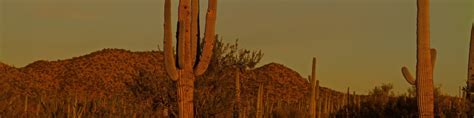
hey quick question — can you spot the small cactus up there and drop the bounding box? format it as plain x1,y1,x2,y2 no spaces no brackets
309,57,318,118
345,87,350,106
235,70,242,118
256,83,264,118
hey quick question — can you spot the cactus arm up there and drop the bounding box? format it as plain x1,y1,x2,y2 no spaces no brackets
176,0,189,69
183,0,193,70
190,0,199,66
401,66,416,85
184,27,192,70
164,0,178,81
430,48,436,69
194,0,217,76
400,49,435,86
177,27,186,69
177,21,186,69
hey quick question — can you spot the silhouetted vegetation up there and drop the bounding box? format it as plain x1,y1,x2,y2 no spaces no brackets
333,84,470,118
0,40,471,117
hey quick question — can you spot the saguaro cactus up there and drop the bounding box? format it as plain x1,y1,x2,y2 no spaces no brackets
467,23,474,116
235,70,242,118
256,83,264,118
163,0,217,117
309,57,318,118
400,0,435,117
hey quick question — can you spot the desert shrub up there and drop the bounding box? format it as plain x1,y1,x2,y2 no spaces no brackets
207,37,264,71
195,37,265,117
334,84,470,118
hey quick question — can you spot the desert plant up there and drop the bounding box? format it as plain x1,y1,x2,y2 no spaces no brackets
256,83,264,118
309,57,318,118
209,38,264,71
468,24,474,99
162,0,217,117
194,38,265,117
465,24,474,99
399,0,435,117
466,23,474,117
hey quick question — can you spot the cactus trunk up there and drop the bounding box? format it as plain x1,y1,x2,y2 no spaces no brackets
177,75,195,118
416,0,434,117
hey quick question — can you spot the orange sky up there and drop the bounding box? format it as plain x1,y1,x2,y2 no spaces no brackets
0,0,473,95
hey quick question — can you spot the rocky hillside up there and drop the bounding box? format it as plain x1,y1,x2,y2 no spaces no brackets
0,49,343,116
1,49,166,99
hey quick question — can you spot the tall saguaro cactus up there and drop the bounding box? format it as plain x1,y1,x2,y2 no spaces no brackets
467,24,474,102
309,57,318,118
400,0,435,117
163,0,217,117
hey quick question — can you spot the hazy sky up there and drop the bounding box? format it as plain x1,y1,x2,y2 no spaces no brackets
0,0,473,95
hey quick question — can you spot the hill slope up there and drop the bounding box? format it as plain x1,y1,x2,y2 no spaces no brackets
0,48,342,116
